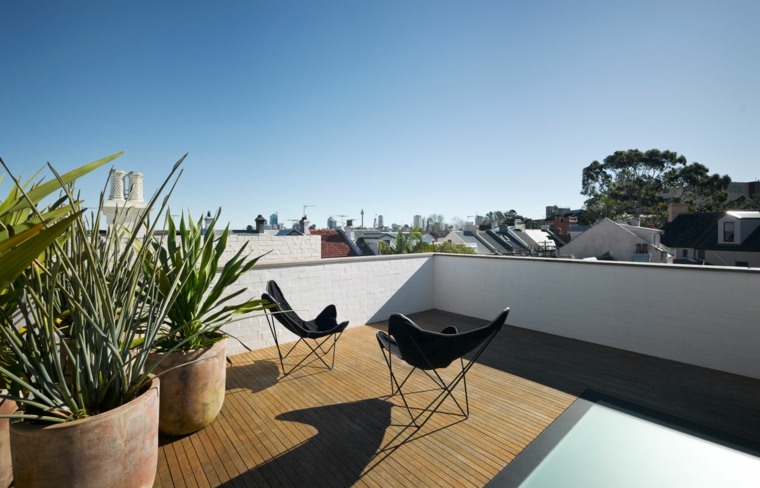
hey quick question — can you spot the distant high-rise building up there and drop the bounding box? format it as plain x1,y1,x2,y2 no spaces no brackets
413,214,423,229
546,205,570,219
727,181,760,201
327,216,337,229
269,212,278,227
377,215,384,228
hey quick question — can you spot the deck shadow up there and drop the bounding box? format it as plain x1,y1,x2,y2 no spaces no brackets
225,358,280,393
220,398,394,487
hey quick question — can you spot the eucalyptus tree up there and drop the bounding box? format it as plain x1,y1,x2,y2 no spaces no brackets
581,149,730,227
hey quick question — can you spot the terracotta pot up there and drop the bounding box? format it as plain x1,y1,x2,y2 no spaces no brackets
10,376,160,488
0,397,15,488
149,338,227,436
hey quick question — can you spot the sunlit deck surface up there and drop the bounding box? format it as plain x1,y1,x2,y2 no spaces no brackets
155,310,760,487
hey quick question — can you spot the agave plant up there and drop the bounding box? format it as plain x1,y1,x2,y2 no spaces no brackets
147,209,268,353
0,153,122,297
0,153,124,394
0,155,189,423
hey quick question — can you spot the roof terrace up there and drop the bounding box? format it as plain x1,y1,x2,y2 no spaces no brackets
156,254,760,486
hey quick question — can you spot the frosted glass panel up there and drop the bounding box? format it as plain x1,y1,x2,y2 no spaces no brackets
519,403,760,488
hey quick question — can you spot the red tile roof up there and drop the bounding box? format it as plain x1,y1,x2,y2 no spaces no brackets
310,229,357,258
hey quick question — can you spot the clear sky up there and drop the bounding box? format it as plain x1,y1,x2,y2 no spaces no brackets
2,1,758,229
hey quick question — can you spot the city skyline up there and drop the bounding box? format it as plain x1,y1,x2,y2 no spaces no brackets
2,2,758,229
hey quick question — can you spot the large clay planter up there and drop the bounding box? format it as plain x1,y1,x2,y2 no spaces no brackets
149,338,226,437
0,398,15,488
9,376,160,488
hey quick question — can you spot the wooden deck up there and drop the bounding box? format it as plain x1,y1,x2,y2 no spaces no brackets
155,310,760,487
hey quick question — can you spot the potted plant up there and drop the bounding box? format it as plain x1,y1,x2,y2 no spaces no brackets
145,209,267,436
0,154,188,487
0,153,123,487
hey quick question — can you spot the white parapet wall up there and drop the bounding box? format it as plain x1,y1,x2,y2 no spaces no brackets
221,254,434,355
433,254,760,380
219,252,760,379
222,234,321,264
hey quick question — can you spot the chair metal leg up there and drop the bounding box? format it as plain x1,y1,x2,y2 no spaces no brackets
402,360,472,430
265,310,343,376
265,310,286,372
386,350,481,429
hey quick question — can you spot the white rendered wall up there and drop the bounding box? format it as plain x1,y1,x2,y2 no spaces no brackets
433,254,760,379
221,254,434,354
219,251,760,379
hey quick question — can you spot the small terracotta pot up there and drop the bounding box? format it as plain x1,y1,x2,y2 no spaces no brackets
149,338,227,436
10,376,160,488
0,397,16,487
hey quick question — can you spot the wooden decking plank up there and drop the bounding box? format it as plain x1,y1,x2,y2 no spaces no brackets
198,420,239,483
155,312,760,487
205,406,255,481
176,437,206,488
161,440,192,487
216,393,295,486
262,369,375,487
155,449,174,487
188,427,224,487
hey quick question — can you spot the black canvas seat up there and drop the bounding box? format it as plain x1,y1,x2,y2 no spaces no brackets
376,308,509,429
262,280,349,376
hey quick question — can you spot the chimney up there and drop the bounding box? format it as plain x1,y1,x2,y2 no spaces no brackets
299,216,310,234
108,169,127,202
668,203,689,222
203,211,214,234
255,214,267,233
104,169,147,234
126,171,144,202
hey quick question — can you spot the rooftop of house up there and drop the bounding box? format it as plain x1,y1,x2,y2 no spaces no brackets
309,229,358,258
663,211,760,252
481,229,514,254
727,211,760,219
459,230,496,254
661,212,724,248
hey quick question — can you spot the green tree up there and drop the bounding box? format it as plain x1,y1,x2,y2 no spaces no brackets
731,194,760,210
581,149,730,227
435,241,476,254
665,162,731,212
377,231,476,255
378,228,425,254
480,210,536,230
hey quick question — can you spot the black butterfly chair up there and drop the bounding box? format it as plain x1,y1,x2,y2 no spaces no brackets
262,280,349,376
376,308,509,429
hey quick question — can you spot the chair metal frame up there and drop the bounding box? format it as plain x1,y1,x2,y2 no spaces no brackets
262,280,349,376
377,309,509,429
264,309,344,375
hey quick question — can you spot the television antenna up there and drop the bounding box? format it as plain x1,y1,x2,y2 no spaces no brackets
303,204,315,217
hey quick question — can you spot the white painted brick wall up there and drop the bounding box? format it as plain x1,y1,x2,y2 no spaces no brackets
221,234,321,265
218,252,760,379
221,254,434,355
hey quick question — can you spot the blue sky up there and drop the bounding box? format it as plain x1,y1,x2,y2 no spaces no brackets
2,1,758,229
